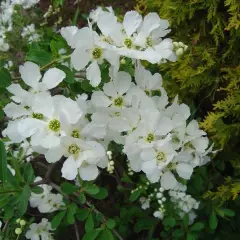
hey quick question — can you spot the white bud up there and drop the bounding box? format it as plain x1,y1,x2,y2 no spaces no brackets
176,48,184,56
109,161,114,166
159,187,164,192
162,197,166,202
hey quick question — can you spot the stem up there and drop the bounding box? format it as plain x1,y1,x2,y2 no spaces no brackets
74,222,80,240
40,55,71,71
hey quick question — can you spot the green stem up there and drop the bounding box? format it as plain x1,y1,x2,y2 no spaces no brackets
40,55,71,71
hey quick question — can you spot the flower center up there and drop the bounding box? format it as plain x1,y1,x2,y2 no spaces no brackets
71,129,80,138
124,38,133,48
146,36,152,47
115,112,121,117
184,141,194,150
146,133,155,143
91,47,102,59
48,119,61,132
68,143,80,155
113,97,124,107
32,112,44,120
156,152,166,162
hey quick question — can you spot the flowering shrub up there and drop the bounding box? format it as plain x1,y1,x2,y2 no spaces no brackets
0,1,235,240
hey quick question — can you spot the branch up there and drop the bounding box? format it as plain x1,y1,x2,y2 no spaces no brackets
74,222,80,240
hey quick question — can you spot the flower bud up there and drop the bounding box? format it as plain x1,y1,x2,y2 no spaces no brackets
120,58,126,64
176,48,184,56
20,220,26,226
16,219,21,223
15,228,22,235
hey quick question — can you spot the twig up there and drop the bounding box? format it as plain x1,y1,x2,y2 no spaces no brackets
74,222,80,240
2,219,10,232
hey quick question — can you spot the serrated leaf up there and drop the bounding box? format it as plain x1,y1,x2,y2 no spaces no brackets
85,213,94,232
51,211,66,229
0,141,7,184
209,211,218,229
61,182,79,194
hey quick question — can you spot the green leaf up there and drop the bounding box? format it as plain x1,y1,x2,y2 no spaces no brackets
57,65,75,84
78,192,86,204
0,141,7,184
76,208,89,221
4,205,14,220
91,188,108,200
223,208,235,217
173,229,184,237
23,163,35,184
190,222,204,231
31,186,44,194
16,185,31,216
134,218,157,233
130,188,143,202
209,211,218,229
163,217,176,227
106,219,116,230
66,203,77,224
85,213,94,232
0,194,11,208
51,211,66,229
81,80,94,92
61,182,79,194
82,229,101,240
187,233,195,240
0,68,11,88
85,184,99,195
97,229,114,240
183,214,189,229
25,50,53,66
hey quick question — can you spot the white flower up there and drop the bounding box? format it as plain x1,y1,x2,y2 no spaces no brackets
139,197,150,210
38,193,64,213
89,6,114,23
26,218,53,240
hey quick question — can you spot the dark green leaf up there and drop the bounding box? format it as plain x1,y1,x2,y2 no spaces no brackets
57,65,75,84
76,208,89,221
51,211,66,229
16,185,31,216
183,214,189,229
66,203,77,225
91,188,108,200
134,218,157,233
187,233,195,240
163,217,176,227
82,229,101,240
23,163,35,184
78,192,86,204
0,68,11,88
85,184,99,195
4,205,14,220
130,188,143,202
106,219,116,230
31,186,44,194
209,211,218,229
6,168,19,187
73,7,80,25
81,80,94,93
190,222,204,231
223,208,235,217
97,229,114,240
0,141,7,183
85,213,94,232
26,50,53,67
61,182,79,194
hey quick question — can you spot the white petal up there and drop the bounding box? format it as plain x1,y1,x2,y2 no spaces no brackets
61,156,78,180
140,149,156,161
155,117,173,135
176,163,193,180
60,26,78,48
41,134,60,149
141,13,161,36
19,62,41,89
79,164,99,181
114,71,132,95
123,11,142,36
97,12,118,36
142,160,157,174
3,102,29,118
7,84,28,103
147,169,161,183
45,146,63,163
86,61,101,87
71,27,94,49
160,171,177,190
18,118,45,138
103,81,117,97
71,48,91,71
41,68,66,90
91,91,112,107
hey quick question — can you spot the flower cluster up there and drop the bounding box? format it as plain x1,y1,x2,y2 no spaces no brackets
29,177,64,213
0,0,39,51
61,9,176,86
21,24,40,43
26,218,54,240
